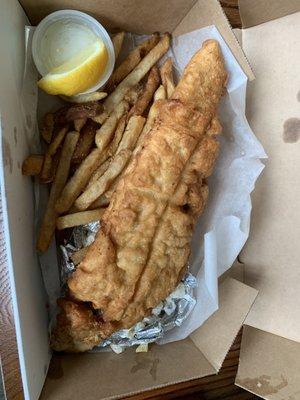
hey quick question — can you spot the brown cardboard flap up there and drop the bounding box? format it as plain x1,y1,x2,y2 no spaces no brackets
239,0,300,28
219,259,244,283
236,326,300,400
19,0,254,81
41,339,215,400
19,0,196,34
173,0,254,81
240,11,300,343
41,278,256,400
190,278,257,371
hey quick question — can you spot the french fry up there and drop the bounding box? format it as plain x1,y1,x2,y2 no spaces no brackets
145,84,166,128
92,110,109,124
143,102,161,134
74,118,87,132
106,50,141,94
40,126,68,183
89,175,120,211
91,172,122,209
153,84,166,101
56,208,105,230
89,185,115,211
55,147,109,214
36,131,79,252
70,247,89,265
49,149,61,183
95,100,128,149
124,84,143,106
106,34,159,93
105,175,121,199
87,158,112,188
66,102,103,121
88,116,144,191
103,33,170,114
135,85,166,151
61,92,107,104
134,104,160,151
160,58,175,98
72,120,98,165
112,31,125,61
40,113,55,143
75,149,131,210
116,115,145,153
139,33,160,53
108,114,127,156
127,66,160,119
92,85,140,124
22,154,44,176
89,194,110,209
91,117,145,207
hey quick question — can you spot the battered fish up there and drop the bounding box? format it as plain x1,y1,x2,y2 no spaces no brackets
52,40,227,352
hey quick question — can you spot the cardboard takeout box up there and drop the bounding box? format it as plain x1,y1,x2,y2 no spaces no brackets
234,1,300,399
0,0,299,399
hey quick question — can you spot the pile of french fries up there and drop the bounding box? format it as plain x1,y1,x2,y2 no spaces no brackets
22,32,175,254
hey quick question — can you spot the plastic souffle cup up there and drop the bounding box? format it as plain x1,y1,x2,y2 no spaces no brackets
32,9,115,94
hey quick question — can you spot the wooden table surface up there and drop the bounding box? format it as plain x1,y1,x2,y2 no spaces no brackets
0,2,261,400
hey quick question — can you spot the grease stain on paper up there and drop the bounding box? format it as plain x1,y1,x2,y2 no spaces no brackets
3,138,13,173
297,90,300,102
237,374,288,396
131,354,159,380
283,118,300,143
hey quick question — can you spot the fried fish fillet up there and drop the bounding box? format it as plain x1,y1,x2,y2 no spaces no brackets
51,40,227,352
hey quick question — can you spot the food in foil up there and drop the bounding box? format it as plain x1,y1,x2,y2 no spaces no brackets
22,30,227,352
99,275,197,353
49,39,227,352
59,223,197,353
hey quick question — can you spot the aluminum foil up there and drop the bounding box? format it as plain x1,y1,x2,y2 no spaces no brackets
59,222,100,285
59,222,197,353
97,273,197,353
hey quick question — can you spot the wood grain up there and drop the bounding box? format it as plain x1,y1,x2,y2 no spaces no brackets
0,195,24,400
220,0,242,28
0,2,252,400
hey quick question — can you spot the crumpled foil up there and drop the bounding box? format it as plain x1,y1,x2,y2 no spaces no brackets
59,222,197,353
59,222,100,285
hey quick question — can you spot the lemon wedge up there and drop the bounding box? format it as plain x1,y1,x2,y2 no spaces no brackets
38,40,108,96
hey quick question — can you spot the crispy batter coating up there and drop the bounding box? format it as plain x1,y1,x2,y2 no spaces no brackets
52,40,227,352
51,299,114,352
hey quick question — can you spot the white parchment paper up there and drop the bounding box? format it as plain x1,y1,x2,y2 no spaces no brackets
24,25,266,343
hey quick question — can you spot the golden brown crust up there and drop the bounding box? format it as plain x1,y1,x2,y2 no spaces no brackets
68,100,209,318
53,39,227,351
172,39,228,114
120,135,218,327
51,299,114,352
